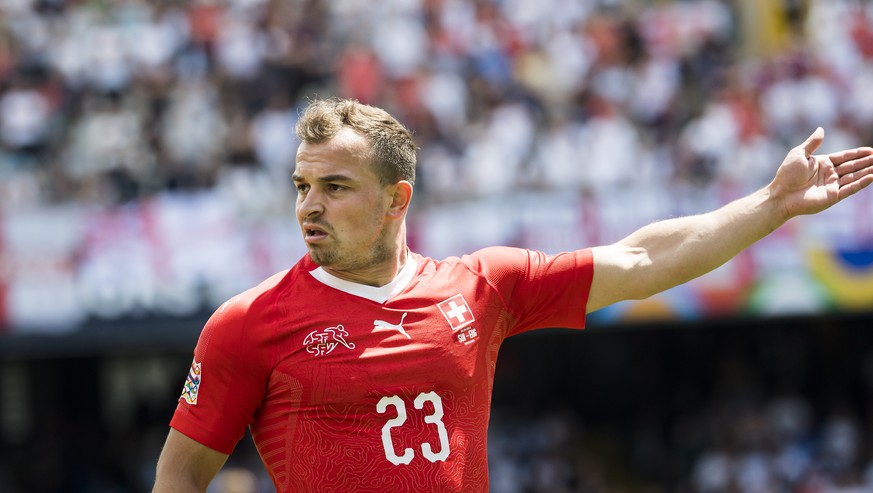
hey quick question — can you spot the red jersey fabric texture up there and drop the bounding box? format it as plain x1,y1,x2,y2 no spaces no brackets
170,246,594,492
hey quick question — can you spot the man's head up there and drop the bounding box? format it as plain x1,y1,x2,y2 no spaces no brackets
295,98,416,186
292,98,416,285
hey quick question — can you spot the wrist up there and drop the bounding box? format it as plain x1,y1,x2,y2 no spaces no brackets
761,182,792,228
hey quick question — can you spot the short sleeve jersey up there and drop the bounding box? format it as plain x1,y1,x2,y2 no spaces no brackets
170,246,594,492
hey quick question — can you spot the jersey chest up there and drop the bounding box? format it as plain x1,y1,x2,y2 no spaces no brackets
254,289,503,477
270,290,499,406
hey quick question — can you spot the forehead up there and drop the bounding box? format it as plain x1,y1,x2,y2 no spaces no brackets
295,128,375,177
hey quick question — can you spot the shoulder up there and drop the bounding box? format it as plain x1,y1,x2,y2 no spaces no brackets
467,246,535,263
451,247,593,285
204,257,312,335
421,246,530,270
410,247,534,295
459,246,544,274
217,269,289,315
414,247,592,288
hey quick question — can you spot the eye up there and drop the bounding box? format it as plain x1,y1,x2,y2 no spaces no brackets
327,184,346,192
295,183,309,193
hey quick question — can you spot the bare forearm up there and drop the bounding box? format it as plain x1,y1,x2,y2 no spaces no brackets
587,130,873,313
152,429,228,493
615,186,786,300
152,476,204,493
153,456,211,493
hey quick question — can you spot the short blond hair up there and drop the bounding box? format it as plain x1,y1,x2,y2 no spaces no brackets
296,98,416,185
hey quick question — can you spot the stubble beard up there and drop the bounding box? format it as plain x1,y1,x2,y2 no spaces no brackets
308,230,394,272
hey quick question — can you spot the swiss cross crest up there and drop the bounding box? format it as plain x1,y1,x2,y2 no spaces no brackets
437,294,475,331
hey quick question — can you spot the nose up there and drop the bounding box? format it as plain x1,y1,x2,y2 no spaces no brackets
296,188,324,219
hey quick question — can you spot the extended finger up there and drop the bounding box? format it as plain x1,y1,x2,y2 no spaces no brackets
827,146,873,166
838,173,873,201
799,127,825,156
831,154,873,176
838,164,873,187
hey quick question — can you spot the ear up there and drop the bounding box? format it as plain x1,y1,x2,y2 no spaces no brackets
386,181,413,219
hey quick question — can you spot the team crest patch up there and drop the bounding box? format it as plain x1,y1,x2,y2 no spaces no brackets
180,359,202,405
438,294,475,331
304,324,356,356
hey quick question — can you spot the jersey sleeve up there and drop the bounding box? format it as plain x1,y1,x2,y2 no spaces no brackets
469,246,594,338
169,297,271,455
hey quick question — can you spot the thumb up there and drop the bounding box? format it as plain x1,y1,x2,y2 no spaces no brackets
799,127,825,156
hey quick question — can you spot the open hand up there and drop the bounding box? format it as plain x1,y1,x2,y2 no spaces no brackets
771,128,873,219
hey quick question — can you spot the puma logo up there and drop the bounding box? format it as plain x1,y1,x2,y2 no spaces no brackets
374,312,410,339
304,325,356,356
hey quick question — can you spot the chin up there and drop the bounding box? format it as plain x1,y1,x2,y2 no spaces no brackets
307,253,327,266
307,249,337,267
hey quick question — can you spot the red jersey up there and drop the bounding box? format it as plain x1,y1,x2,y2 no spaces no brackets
170,246,594,492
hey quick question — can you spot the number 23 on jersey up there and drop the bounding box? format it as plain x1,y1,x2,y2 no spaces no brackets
377,391,451,466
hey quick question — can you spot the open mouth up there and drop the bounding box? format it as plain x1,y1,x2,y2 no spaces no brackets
303,225,329,241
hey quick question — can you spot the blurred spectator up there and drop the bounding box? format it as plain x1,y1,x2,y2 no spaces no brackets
248,92,298,177
0,83,51,153
0,0,867,211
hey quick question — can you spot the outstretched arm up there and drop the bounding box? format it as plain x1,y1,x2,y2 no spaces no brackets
153,429,229,493
586,128,873,313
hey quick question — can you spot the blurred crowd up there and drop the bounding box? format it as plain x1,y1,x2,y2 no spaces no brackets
1,0,873,213
489,390,873,493
8,319,873,493
481,321,873,493
2,0,873,329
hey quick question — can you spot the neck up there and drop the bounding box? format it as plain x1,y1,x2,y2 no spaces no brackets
322,240,408,287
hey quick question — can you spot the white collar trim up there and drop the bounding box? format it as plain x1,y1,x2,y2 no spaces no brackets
308,252,417,304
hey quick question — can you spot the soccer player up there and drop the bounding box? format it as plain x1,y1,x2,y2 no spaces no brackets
153,98,873,492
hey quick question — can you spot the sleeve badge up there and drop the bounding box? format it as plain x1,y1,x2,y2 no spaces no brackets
179,359,202,405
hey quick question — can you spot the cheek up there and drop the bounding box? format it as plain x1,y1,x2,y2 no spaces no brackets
345,206,385,237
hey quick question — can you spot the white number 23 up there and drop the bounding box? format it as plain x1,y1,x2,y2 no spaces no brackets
376,391,451,466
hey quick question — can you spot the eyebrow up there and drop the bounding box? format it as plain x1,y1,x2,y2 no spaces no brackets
291,173,355,183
